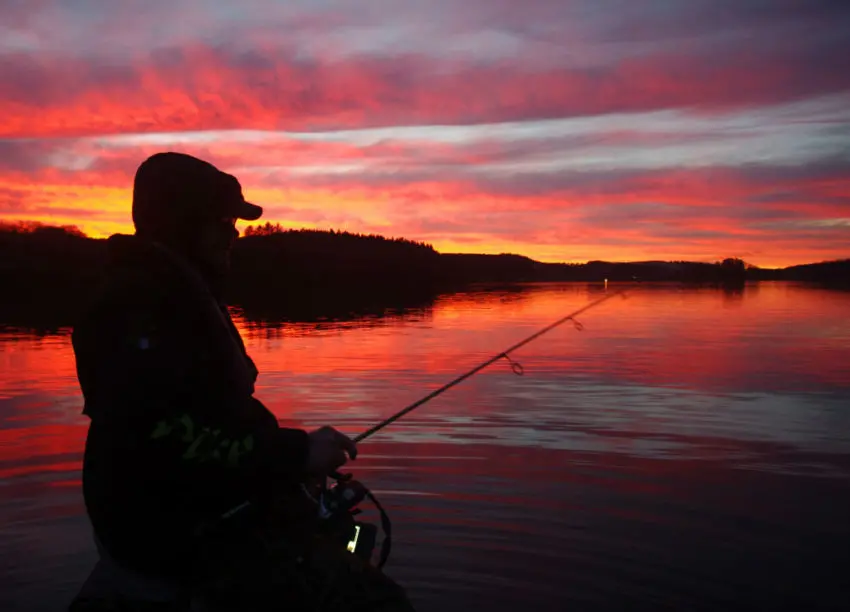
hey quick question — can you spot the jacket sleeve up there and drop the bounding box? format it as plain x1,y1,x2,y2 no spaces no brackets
73,297,310,496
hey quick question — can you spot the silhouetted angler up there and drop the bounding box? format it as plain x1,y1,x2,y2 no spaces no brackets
69,152,414,611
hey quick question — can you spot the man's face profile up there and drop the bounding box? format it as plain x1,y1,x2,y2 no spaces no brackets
195,215,239,275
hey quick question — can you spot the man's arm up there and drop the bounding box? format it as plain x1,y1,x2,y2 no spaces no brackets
73,299,310,495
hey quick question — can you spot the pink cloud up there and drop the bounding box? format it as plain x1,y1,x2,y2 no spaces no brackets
2,36,848,138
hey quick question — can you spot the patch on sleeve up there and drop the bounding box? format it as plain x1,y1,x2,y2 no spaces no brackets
124,310,160,351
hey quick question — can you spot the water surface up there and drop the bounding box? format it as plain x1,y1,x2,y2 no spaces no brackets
2,282,850,611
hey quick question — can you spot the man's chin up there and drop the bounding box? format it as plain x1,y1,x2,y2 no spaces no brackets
198,254,231,279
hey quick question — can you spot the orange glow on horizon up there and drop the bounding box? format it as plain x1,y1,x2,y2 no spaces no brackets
2,213,842,269
2,160,848,267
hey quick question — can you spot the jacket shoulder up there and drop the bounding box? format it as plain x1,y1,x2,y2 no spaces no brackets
72,270,184,357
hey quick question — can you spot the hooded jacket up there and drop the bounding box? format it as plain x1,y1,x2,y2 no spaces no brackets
72,233,309,582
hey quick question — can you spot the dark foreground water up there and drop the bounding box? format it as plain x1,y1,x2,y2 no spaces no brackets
2,282,850,611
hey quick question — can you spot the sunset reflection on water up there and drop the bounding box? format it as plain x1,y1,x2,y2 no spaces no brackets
1,282,849,611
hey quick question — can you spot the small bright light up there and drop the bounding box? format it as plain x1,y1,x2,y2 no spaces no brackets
346,525,361,553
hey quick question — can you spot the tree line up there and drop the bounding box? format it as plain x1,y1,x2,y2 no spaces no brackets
1,221,847,330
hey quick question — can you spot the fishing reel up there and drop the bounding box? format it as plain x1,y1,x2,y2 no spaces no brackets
309,471,392,569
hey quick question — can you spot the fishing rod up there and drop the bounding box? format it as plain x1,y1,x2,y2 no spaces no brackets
206,287,628,569
353,288,628,444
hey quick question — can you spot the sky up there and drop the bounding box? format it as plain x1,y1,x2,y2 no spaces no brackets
1,0,849,267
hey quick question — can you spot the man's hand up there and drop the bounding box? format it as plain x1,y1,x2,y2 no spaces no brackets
307,426,358,476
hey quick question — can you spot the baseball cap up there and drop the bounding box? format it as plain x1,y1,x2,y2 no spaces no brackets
132,152,263,234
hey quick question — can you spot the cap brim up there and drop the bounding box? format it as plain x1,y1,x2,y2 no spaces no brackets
236,201,263,221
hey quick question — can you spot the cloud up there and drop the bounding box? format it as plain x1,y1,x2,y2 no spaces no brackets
1,0,849,266
3,90,847,184
2,14,849,138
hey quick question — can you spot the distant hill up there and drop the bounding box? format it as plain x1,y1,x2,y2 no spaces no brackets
1,220,847,329
770,259,850,285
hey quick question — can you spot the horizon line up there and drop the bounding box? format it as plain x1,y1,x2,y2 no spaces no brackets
2,218,848,271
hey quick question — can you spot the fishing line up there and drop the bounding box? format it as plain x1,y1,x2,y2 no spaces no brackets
353,288,629,443
208,288,628,537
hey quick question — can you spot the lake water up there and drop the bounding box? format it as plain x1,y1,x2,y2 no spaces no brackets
2,282,850,611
